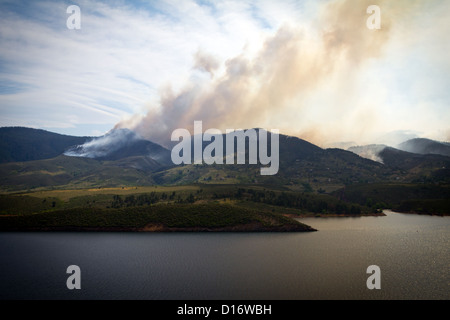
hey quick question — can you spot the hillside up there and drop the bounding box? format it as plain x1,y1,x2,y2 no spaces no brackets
0,127,90,163
0,127,449,231
1,127,449,192
333,183,450,215
398,138,450,157
0,202,316,232
65,128,172,164
347,144,387,163
378,147,450,183
0,155,157,191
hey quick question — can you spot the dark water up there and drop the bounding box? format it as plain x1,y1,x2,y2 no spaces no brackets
0,211,448,300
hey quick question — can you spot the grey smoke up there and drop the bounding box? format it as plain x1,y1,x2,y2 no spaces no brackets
347,144,387,163
64,128,142,158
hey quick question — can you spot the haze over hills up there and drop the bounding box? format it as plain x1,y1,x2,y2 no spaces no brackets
397,138,450,157
349,139,450,159
64,128,172,165
0,126,449,192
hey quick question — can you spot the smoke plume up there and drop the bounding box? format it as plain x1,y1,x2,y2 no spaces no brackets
114,0,436,147
64,129,141,158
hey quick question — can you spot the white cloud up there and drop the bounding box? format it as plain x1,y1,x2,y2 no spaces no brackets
0,0,288,135
0,0,448,145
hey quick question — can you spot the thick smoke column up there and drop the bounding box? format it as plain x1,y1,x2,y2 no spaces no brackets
114,0,435,147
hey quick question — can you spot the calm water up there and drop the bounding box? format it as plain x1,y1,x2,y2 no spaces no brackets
0,211,448,300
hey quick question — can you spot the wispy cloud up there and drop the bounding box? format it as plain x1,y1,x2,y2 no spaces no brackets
0,0,270,135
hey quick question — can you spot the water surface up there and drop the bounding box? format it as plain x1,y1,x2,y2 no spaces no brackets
0,211,448,299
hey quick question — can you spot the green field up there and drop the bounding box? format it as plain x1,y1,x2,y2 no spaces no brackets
1,182,447,232
0,183,381,232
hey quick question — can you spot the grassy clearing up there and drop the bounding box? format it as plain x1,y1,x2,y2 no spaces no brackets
19,185,201,201
7,182,447,232
0,183,377,217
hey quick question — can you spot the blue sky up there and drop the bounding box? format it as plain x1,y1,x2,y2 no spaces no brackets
0,0,449,146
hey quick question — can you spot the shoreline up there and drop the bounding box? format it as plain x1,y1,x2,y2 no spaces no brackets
388,209,450,217
283,212,386,219
0,224,317,233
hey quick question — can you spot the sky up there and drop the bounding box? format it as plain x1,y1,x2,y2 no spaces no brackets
0,0,449,148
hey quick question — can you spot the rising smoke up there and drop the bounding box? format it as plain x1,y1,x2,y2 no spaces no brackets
112,0,435,148
64,128,142,158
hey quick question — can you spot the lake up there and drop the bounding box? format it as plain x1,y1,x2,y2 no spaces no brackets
0,210,448,299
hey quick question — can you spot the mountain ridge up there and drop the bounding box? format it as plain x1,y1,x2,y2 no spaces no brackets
0,127,91,163
1,126,449,192
397,138,450,157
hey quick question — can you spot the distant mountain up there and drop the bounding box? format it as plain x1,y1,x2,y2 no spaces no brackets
379,146,449,170
0,126,173,167
1,127,449,191
155,130,390,186
397,138,450,157
65,128,172,165
0,127,90,163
